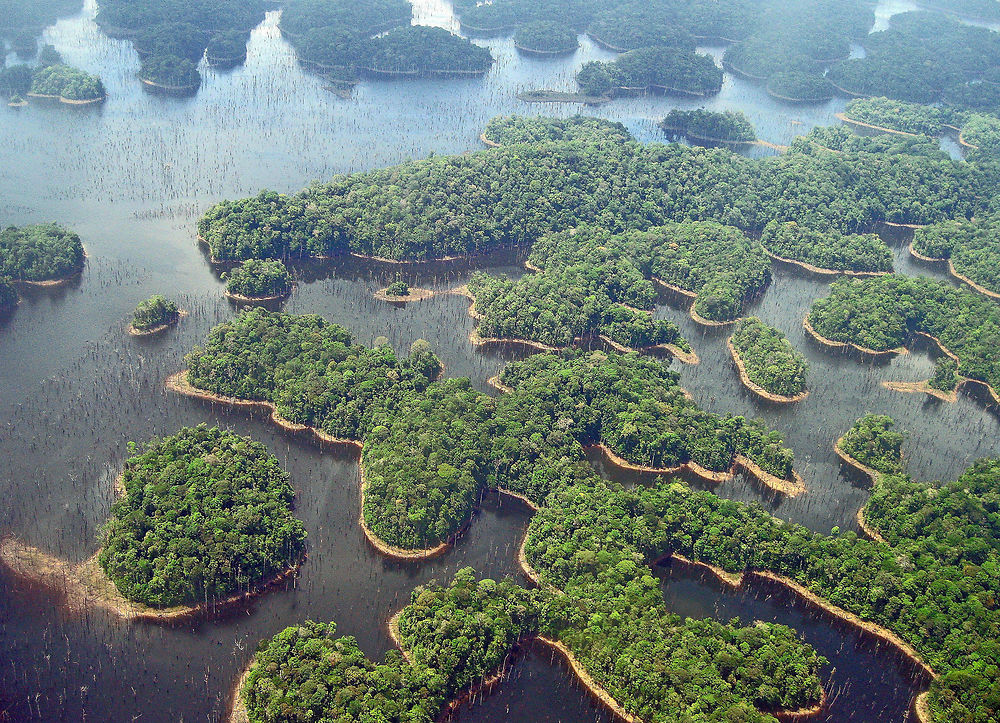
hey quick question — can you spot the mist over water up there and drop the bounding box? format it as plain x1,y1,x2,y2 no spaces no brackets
0,0,994,720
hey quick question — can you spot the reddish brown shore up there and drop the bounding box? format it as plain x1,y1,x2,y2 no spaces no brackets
128,309,187,337
0,536,301,624
908,240,1000,300
651,277,740,328
766,250,890,277
373,287,435,302
833,437,891,544
479,132,502,148
835,112,921,137
224,288,291,303
802,316,907,357
727,337,809,403
882,380,957,403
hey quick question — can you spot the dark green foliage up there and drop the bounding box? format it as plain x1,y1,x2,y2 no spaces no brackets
456,0,594,34
132,295,179,331
828,12,1000,105
139,54,201,90
514,21,577,53
206,30,250,64
98,425,307,607
481,115,632,146
0,277,17,312
961,114,1000,159
198,134,1000,263
360,26,493,75
0,223,84,281
185,311,797,548
913,216,1000,295
838,414,904,475
242,571,540,723
0,0,80,40
578,47,723,97
224,259,292,299
11,29,36,57
930,358,960,392
385,279,409,297
661,109,756,142
0,64,34,97
761,220,892,273
730,317,808,397
37,44,63,68
790,126,947,158
281,0,410,37
766,71,833,101
133,22,210,62
843,97,948,136
942,80,1000,115
30,64,105,101
586,2,694,51
807,275,1000,394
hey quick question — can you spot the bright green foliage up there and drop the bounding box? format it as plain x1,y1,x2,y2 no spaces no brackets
730,318,808,397
0,278,17,312
140,54,201,89
661,109,756,142
385,279,409,296
766,71,834,101
197,135,1000,263
961,114,1000,159
913,216,1000,296
98,425,307,608
29,64,105,101
838,414,904,475
0,223,84,282
828,12,1000,104
515,21,578,53
930,357,960,392
808,275,1000,394
225,259,292,299
761,220,892,273
578,47,723,97
361,26,493,74
790,126,947,158
843,97,949,136
131,295,179,331
481,115,632,146
242,571,540,723
185,311,797,548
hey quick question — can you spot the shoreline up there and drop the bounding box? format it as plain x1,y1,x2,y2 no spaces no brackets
224,288,291,303
766,250,890,277
479,132,502,148
513,42,578,56
139,77,200,93
0,536,301,624
883,379,957,403
651,277,745,328
373,286,435,303
515,90,611,105
226,661,252,723
908,240,1000,300
835,112,922,137
590,442,805,497
802,316,907,358
833,435,886,483
727,337,808,403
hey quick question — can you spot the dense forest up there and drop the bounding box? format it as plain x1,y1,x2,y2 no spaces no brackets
789,126,947,158
0,277,17,313
131,295,179,333
837,414,905,475
729,317,808,398
930,358,961,393
481,115,631,146
184,310,799,549
198,128,1000,263
139,55,202,91
98,425,307,608
224,259,292,299
577,47,723,97
765,71,834,102
660,109,755,142
808,275,1000,396
360,26,493,75
0,223,84,282
760,220,892,274
913,216,1000,296
514,21,578,54
29,64,104,101
842,97,952,136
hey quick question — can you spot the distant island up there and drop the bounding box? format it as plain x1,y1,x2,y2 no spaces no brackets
129,295,181,336
223,259,292,302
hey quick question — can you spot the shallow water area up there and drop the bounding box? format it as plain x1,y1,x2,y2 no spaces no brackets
1,0,997,720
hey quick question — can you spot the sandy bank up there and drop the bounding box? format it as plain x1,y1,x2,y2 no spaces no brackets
727,337,809,403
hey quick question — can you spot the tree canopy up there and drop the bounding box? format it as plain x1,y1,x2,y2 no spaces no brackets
131,295,180,332
761,220,892,274
913,215,1000,296
729,317,808,397
224,259,292,299
661,109,756,142
29,64,105,101
0,223,84,282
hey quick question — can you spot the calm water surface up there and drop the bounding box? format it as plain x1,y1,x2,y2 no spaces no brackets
0,1,995,720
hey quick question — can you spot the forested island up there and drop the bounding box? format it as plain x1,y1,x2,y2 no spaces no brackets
912,216,1000,298
728,317,808,401
790,126,947,158
807,275,1000,404
99,425,306,609
360,26,493,76
481,115,631,146
660,109,755,142
179,309,803,554
514,21,578,55
765,71,834,103
0,223,85,282
577,47,723,98
198,118,1000,264
29,63,105,103
139,55,201,93
760,221,892,275
836,414,905,477
129,295,181,335
223,259,292,301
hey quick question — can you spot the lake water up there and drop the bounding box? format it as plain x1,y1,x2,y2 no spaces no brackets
1,1,995,720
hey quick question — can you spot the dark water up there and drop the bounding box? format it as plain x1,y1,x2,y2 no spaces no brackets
1,0,996,720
